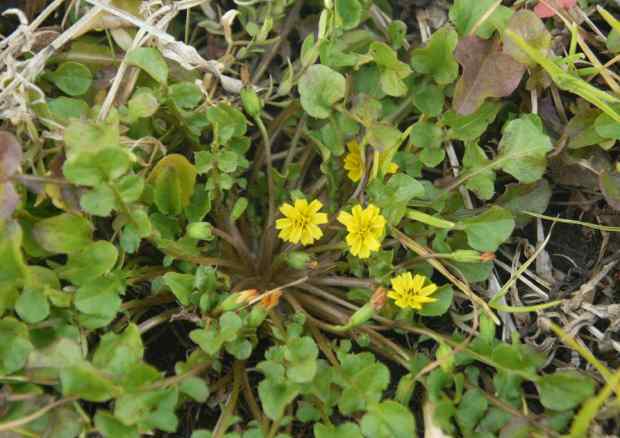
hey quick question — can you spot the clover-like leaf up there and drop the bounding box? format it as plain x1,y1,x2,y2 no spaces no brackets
298,65,346,119
461,206,515,252
32,213,93,254
453,36,525,115
360,401,416,438
126,47,168,84
410,26,459,85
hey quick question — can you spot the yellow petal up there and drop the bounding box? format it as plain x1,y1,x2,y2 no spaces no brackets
275,218,291,230
308,199,323,213
419,284,438,296
279,203,296,218
294,198,309,211
312,212,328,225
412,274,426,292
337,211,354,228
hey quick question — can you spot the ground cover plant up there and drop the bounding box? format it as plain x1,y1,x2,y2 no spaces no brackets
1,0,620,436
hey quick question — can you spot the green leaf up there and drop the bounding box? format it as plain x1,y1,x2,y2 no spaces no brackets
566,108,608,149
449,0,512,38
0,317,33,374
360,401,416,438
314,422,363,438
411,80,444,117
226,338,252,360
599,170,620,211
595,108,620,140
443,101,501,141
63,147,130,186
126,47,168,84
74,274,124,318
169,82,203,110
231,197,248,222
61,360,121,402
114,388,179,431
298,65,346,119
462,206,515,252
368,173,425,225
258,378,300,420
463,142,495,200
48,62,93,96
150,154,197,214
15,287,50,323
496,114,553,183
48,97,89,123
418,285,453,317
456,388,488,433
163,272,195,306
335,0,362,30
206,103,246,143
81,185,116,216
95,411,140,438
0,221,28,299
411,26,459,85
497,180,551,227
369,42,412,97
536,371,595,411
127,91,159,121
179,376,209,402
285,336,319,383
334,351,390,415
32,213,92,254
116,175,145,203
366,123,403,152
217,150,240,173
93,323,144,376
63,111,120,160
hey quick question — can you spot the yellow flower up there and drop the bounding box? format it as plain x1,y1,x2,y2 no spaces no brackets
387,272,438,310
337,204,386,259
343,140,364,182
276,199,328,245
343,140,399,183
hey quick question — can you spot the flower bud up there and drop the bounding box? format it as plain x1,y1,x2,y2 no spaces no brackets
187,222,214,240
215,289,258,313
480,252,496,262
260,289,282,310
240,87,262,118
446,249,483,263
370,287,387,311
286,251,313,270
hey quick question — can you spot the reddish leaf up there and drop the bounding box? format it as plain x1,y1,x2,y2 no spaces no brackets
534,0,577,18
0,182,18,220
0,131,23,181
453,36,525,115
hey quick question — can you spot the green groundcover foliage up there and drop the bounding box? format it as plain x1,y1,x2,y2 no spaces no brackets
1,0,620,437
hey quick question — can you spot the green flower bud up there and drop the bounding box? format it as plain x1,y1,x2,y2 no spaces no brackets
286,251,312,270
446,249,483,263
215,289,258,313
240,87,262,118
187,222,214,240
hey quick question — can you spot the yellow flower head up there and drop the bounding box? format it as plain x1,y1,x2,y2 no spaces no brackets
343,140,399,183
388,272,438,310
337,204,386,259
276,199,327,246
343,140,364,182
